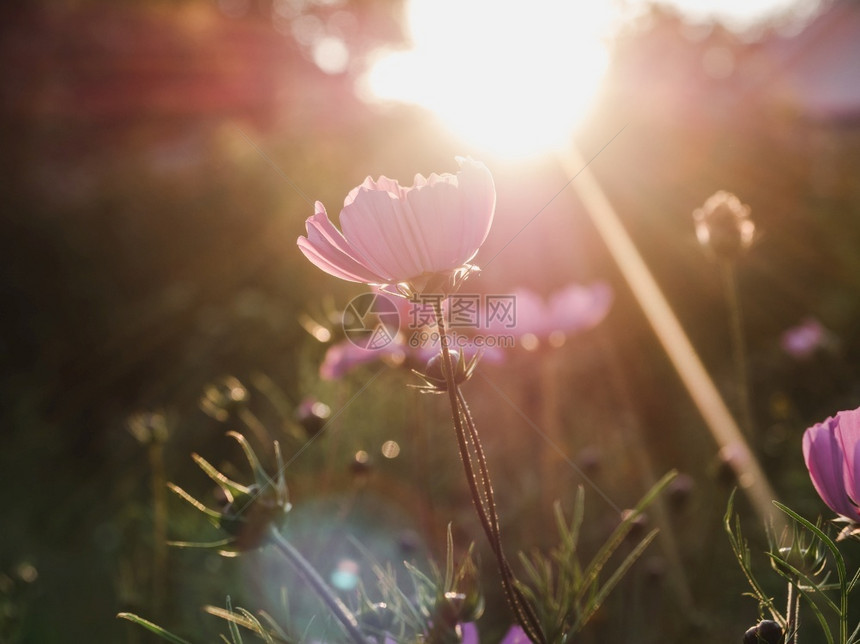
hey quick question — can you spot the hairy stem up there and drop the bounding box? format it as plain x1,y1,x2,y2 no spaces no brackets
432,301,546,644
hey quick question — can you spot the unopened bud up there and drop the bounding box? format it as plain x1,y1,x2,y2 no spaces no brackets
743,620,783,644
693,191,755,260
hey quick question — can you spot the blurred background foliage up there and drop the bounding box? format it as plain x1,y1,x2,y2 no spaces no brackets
1,0,860,641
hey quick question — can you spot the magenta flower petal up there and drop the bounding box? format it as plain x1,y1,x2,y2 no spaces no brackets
500,625,529,644
460,622,480,644
836,408,860,506
803,414,860,520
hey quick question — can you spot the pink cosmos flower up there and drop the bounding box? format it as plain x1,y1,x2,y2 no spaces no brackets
319,340,406,380
486,282,612,346
803,407,860,522
781,317,826,360
319,336,503,381
297,157,495,290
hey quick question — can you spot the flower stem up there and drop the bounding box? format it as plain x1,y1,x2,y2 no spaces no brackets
785,580,799,644
432,302,546,644
268,527,368,644
721,261,755,438
149,437,168,621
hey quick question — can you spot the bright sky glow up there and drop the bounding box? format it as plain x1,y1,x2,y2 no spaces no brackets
361,0,812,159
654,0,818,31
363,0,613,159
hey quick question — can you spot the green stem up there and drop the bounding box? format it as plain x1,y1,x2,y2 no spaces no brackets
432,301,546,644
841,578,848,644
721,262,755,438
786,580,798,644
268,527,367,644
149,439,168,621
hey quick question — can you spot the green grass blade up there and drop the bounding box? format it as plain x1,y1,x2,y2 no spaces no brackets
117,613,194,644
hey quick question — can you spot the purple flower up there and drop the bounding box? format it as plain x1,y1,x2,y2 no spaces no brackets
320,340,406,380
488,282,612,348
803,407,860,522
461,623,529,644
781,317,826,360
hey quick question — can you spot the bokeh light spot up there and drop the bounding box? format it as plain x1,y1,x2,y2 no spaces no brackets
381,440,400,459
313,36,349,74
330,558,360,591
521,333,539,352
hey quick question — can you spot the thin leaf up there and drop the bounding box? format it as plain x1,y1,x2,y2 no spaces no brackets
204,606,259,633
575,471,675,604
228,431,274,490
764,553,840,614
568,528,659,638
724,492,782,624
192,453,251,498
793,583,835,644
444,523,454,592
117,613,194,644
774,502,846,589
167,483,222,525
167,538,236,550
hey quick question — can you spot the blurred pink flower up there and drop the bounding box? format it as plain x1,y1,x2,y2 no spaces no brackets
461,623,528,644
320,336,503,381
803,407,860,522
781,317,826,360
319,340,404,380
491,282,612,343
297,157,495,289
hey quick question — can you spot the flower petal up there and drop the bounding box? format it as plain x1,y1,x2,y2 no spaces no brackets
803,417,860,519
500,625,529,644
547,282,613,334
454,157,496,264
297,202,387,283
299,158,496,287
835,407,860,506
341,181,427,280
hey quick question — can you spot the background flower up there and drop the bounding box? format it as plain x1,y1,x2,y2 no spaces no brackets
781,317,829,360
486,282,612,348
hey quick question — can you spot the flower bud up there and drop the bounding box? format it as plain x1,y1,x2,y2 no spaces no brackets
219,484,285,551
295,397,331,438
693,191,755,260
666,473,695,511
414,350,479,393
620,509,649,541
743,620,783,644
127,411,169,444
168,433,291,555
199,376,249,421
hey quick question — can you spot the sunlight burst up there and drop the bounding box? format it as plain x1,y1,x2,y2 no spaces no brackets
362,0,613,159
